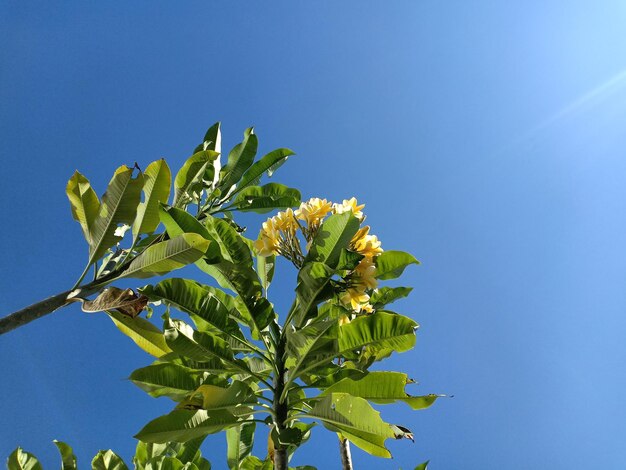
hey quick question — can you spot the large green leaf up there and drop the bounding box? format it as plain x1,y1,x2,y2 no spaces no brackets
135,409,242,443
119,234,210,279
88,165,143,265
130,363,212,400
292,262,335,327
218,128,258,195
91,450,128,470
338,312,418,355
141,278,240,336
369,287,413,308
285,318,336,379
7,448,42,470
226,421,255,470
320,371,439,410
107,310,171,357
235,148,295,193
53,440,77,470
175,437,210,467
159,206,221,262
374,251,419,280
229,183,301,213
181,381,256,411
202,122,221,152
297,312,418,376
305,213,360,269
144,456,184,470
133,159,172,241
159,207,272,336
306,393,395,458
204,216,253,267
173,150,219,208
164,318,249,376
257,253,275,293
66,171,100,247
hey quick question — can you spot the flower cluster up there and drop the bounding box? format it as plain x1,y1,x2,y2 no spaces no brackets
254,208,304,265
255,197,383,313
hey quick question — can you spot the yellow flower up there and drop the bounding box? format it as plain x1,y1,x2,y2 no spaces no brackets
295,198,333,227
255,217,281,256
351,226,383,258
338,313,352,326
340,287,370,312
352,257,378,290
254,236,279,257
360,303,374,314
333,197,365,220
273,208,298,235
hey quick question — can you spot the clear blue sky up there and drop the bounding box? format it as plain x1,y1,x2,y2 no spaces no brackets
2,1,626,468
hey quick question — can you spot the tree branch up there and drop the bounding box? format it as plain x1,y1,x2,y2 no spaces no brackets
339,436,354,470
0,284,101,335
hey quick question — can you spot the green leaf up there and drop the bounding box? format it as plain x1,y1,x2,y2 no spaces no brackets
336,249,364,271
203,122,222,152
91,450,128,470
257,254,275,292
174,150,219,208
175,437,208,466
7,448,42,470
119,234,210,279
133,159,172,241
320,371,440,409
130,363,212,400
204,216,253,267
160,205,211,238
230,183,301,213
180,381,256,411
141,278,240,336
238,456,267,470
144,456,184,470
306,393,395,458
293,262,335,327
90,165,144,266
374,251,419,280
66,171,100,247
338,312,418,356
369,287,413,308
159,205,221,262
285,318,336,378
226,421,255,470
53,440,77,470
296,312,418,377
107,310,171,357
164,318,244,374
159,207,272,337
219,128,258,195
305,213,361,269
414,461,430,470
236,148,295,192
135,409,241,443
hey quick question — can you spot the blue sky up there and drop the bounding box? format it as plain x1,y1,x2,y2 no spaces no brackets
2,1,626,468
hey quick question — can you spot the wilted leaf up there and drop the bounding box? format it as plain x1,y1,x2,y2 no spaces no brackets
81,287,148,318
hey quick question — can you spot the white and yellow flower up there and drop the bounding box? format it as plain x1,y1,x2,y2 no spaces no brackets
333,197,365,220
295,198,333,228
340,286,370,312
352,257,378,290
350,226,383,258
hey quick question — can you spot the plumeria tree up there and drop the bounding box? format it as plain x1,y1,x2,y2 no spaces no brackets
4,124,438,470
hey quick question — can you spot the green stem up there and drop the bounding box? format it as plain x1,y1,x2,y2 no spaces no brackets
272,331,289,470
